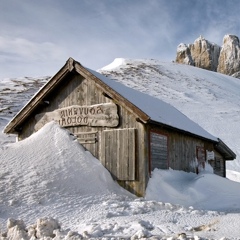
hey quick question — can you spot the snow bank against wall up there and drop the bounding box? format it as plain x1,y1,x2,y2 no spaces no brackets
146,168,240,211
2,122,240,239
0,122,132,230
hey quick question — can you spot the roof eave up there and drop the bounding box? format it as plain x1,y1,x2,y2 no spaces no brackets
4,58,75,134
74,62,150,123
215,138,236,160
148,119,218,143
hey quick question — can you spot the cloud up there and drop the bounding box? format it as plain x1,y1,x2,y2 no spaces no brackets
0,36,69,78
1,0,240,78
0,36,66,62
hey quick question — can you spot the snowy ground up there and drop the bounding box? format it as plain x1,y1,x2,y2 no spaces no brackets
1,60,240,239
0,76,49,146
1,122,240,239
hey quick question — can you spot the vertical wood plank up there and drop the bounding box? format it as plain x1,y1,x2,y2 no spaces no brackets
128,128,136,180
102,128,136,181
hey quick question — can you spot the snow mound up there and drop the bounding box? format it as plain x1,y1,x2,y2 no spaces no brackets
0,121,126,199
146,168,240,211
0,122,132,228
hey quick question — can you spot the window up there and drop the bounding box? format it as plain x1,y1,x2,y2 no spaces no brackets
150,132,168,171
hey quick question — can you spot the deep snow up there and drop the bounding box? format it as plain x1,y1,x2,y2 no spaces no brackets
146,168,240,212
1,59,240,239
1,122,240,239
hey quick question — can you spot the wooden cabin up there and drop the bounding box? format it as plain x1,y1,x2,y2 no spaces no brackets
4,58,236,196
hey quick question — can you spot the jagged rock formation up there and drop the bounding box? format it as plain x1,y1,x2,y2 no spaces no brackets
217,35,240,76
189,36,221,72
176,35,240,78
176,36,220,72
175,43,194,66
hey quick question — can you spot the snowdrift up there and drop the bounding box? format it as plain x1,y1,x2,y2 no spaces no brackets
0,122,132,229
146,168,240,211
0,121,129,198
1,121,240,238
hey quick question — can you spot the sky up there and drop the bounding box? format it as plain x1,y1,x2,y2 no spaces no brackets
1,0,240,79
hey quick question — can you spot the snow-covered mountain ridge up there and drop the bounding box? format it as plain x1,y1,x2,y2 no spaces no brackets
0,76,50,145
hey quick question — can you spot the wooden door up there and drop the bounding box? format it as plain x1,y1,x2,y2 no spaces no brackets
101,128,136,180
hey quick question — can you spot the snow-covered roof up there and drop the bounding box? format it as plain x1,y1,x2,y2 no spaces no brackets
88,68,218,142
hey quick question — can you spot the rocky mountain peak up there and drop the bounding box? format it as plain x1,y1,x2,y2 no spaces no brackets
176,34,240,78
224,34,239,44
176,35,220,72
176,43,194,65
217,35,240,76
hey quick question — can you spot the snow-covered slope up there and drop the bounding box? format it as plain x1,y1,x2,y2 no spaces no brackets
99,58,240,174
0,122,137,238
0,76,49,145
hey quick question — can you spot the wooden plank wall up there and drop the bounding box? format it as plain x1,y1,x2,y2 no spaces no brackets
149,126,208,173
208,151,225,177
102,128,136,180
150,132,168,171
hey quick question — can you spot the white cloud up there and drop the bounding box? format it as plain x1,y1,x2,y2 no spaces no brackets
0,36,65,62
1,0,240,78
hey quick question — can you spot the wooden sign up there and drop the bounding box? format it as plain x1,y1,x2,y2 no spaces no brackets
206,150,215,160
34,103,119,130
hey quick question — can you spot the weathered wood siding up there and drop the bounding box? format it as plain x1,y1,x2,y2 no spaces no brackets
150,131,168,171
208,151,225,177
102,128,136,180
18,72,149,196
148,126,217,174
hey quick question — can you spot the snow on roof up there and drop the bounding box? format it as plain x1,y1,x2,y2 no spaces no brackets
88,68,218,142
